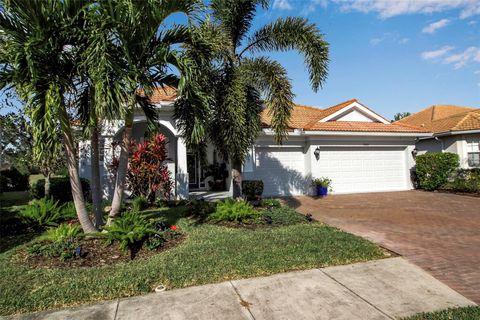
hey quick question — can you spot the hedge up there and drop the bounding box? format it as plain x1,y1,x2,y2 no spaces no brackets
415,152,459,191
242,180,264,200
30,176,90,203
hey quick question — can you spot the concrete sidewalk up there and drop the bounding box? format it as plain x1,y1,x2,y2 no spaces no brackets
5,258,476,320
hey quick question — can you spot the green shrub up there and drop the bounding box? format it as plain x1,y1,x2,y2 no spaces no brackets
263,206,306,226
104,211,155,253
444,169,480,193
43,224,82,242
262,198,281,208
0,167,29,191
60,202,79,220
132,196,149,212
189,200,216,220
30,177,90,203
209,198,260,223
20,198,64,227
415,153,459,191
27,238,78,261
242,180,264,200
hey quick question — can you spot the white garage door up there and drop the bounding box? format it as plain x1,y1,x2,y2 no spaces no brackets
316,147,408,194
246,147,307,196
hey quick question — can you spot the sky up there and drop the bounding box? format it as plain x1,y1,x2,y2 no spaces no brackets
250,0,480,120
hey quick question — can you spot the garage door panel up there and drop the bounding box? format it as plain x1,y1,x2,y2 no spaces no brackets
316,147,408,194
248,147,308,196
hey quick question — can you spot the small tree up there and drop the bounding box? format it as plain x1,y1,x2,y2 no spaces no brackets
112,133,172,203
393,112,411,122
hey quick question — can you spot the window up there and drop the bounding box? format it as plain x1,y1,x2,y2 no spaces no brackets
466,138,480,167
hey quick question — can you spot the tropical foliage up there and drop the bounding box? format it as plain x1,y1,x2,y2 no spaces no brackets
175,0,329,197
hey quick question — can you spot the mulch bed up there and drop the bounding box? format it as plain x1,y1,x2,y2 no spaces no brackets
11,235,185,269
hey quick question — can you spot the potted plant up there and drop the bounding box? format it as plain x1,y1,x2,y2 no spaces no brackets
312,177,332,196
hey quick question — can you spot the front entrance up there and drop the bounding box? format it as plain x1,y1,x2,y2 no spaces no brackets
187,152,200,189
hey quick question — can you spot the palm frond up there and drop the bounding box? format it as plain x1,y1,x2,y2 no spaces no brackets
241,16,329,91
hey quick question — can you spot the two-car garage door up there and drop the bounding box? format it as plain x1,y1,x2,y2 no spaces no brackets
316,147,408,194
248,146,409,196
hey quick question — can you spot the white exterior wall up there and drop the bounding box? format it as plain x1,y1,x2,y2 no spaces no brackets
415,133,480,169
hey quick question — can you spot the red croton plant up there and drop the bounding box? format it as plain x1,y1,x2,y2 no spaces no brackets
110,133,173,202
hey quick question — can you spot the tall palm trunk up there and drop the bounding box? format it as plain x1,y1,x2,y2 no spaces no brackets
108,107,133,224
231,160,243,199
90,119,103,228
58,104,97,233
44,172,51,198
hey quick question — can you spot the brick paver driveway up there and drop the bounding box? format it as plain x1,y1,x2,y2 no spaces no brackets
288,191,480,304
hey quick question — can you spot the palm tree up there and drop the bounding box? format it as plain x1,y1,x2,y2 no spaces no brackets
0,0,98,232
175,0,329,198
83,0,204,223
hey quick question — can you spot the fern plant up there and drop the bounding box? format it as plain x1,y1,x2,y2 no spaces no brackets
43,224,82,242
20,198,64,227
103,211,155,253
209,198,260,223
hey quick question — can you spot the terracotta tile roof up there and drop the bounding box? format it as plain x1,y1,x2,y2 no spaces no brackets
306,121,429,133
261,103,324,129
261,99,428,133
138,86,177,103
396,105,480,134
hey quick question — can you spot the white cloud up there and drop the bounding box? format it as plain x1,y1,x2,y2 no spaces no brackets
273,0,292,10
442,46,480,69
398,37,410,44
370,38,383,45
302,0,328,15
422,19,451,34
421,46,455,60
468,20,477,25
422,46,480,69
333,0,480,19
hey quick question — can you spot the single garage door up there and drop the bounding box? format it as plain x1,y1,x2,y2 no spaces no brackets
316,147,408,194
246,147,308,196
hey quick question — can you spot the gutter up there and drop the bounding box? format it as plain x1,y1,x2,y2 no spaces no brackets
262,129,432,138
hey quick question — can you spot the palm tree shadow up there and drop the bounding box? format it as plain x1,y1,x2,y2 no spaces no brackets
244,152,313,209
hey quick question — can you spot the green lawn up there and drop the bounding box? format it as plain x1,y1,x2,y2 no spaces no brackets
403,306,480,320
0,205,387,315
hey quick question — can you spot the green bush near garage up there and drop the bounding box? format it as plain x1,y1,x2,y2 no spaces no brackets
415,152,459,191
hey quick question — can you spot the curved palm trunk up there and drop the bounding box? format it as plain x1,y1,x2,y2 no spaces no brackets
59,105,97,233
90,120,104,228
231,161,243,199
108,107,133,224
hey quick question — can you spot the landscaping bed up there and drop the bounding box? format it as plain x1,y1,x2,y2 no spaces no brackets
0,195,387,315
11,235,186,268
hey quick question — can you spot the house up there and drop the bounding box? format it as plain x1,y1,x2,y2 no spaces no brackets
396,105,480,168
79,87,430,199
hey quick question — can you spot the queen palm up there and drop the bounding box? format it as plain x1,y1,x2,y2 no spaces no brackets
175,0,329,198
84,0,205,222
0,0,101,232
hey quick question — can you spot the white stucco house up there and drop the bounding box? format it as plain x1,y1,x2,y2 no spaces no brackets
79,87,431,199
396,105,480,169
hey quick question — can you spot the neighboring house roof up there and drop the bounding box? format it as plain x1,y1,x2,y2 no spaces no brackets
396,105,480,134
261,99,428,133
138,86,177,103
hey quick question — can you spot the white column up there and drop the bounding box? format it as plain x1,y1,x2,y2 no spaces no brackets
176,137,189,199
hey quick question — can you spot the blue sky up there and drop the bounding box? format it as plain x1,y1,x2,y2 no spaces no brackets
250,0,480,120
